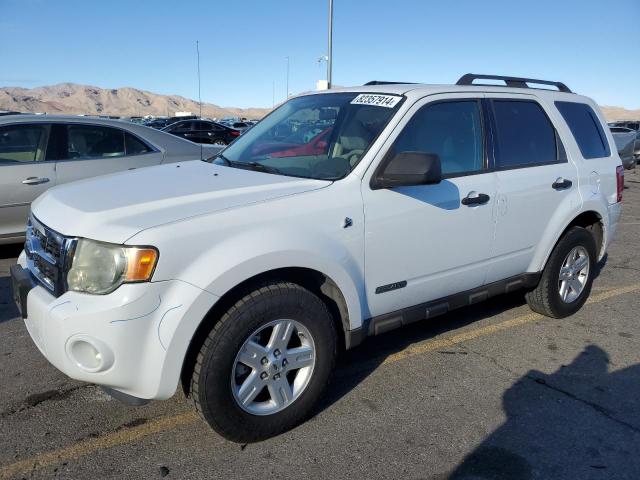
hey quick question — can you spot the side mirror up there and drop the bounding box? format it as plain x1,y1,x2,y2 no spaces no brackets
371,152,442,189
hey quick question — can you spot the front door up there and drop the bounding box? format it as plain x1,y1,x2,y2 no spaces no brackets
0,123,56,239
362,94,497,318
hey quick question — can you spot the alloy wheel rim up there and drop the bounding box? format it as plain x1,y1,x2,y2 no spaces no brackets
231,319,315,416
558,246,590,303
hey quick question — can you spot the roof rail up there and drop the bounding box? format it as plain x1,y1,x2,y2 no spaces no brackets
364,81,416,86
456,73,572,93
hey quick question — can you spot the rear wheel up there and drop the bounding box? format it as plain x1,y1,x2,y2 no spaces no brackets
190,282,337,442
213,139,227,146
526,226,597,318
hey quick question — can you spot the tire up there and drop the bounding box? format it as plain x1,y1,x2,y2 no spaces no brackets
213,139,227,146
525,226,597,318
190,282,337,443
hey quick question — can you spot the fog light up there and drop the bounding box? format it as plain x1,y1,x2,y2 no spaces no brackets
66,336,114,373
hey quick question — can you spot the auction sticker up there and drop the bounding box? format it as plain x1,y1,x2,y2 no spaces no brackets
351,94,402,108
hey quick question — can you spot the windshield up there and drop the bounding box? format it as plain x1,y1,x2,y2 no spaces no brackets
210,92,403,180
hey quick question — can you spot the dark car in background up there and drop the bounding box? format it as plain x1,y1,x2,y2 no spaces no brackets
144,118,170,129
161,119,241,145
610,126,637,170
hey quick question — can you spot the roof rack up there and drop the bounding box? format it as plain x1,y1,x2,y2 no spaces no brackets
364,81,416,86
456,73,572,93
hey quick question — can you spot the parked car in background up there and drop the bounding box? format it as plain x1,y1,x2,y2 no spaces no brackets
144,118,170,129
610,126,636,170
609,121,639,131
161,119,241,145
0,115,222,243
609,121,640,162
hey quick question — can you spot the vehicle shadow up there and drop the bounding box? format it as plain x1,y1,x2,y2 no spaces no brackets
319,291,529,413
0,243,22,260
0,244,22,323
448,345,640,479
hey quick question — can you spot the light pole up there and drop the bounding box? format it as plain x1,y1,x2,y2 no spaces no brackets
327,0,333,89
285,56,290,100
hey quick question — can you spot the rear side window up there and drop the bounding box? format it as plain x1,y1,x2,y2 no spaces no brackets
125,132,152,155
66,125,125,160
392,100,484,176
492,100,558,168
555,101,610,159
0,124,50,163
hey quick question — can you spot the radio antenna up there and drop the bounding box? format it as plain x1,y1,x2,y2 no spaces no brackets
196,40,203,160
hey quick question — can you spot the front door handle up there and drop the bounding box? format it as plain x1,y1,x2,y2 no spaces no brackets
22,177,50,185
462,191,490,206
552,177,573,190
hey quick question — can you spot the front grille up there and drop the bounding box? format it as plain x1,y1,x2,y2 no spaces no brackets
24,215,74,296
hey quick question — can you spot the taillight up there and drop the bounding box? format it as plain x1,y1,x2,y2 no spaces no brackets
616,165,624,202
230,130,241,137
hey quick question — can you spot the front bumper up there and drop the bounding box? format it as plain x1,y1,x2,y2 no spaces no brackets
12,258,218,400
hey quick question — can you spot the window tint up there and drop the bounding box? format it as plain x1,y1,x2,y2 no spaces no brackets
392,100,484,176
125,132,152,155
66,125,125,160
492,100,558,168
0,124,50,163
555,101,610,159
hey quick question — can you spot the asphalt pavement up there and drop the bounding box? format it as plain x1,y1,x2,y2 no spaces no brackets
0,170,639,480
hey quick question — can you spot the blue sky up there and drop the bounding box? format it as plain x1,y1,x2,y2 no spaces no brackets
1,0,639,109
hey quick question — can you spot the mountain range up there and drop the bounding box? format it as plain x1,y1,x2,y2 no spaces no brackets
0,83,271,119
0,83,638,121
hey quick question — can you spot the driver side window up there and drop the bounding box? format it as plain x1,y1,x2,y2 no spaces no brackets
393,100,485,177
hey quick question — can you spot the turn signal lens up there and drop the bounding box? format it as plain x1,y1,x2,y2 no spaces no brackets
125,248,158,281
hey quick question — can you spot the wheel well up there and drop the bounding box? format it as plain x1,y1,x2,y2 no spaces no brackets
565,211,604,256
180,267,349,396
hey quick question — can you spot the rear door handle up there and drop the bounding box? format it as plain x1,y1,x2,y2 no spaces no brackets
22,177,50,185
461,192,490,206
552,177,572,190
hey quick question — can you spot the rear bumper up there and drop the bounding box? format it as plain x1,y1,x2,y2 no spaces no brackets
606,202,622,251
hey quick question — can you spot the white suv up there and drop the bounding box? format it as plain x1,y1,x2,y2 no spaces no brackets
11,74,624,442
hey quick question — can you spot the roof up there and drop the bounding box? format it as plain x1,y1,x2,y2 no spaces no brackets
301,83,588,104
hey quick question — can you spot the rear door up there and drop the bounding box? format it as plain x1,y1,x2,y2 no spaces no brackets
0,123,56,238
54,123,163,184
484,95,579,282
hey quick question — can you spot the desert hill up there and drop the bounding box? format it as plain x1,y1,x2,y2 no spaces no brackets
0,83,270,119
0,83,637,122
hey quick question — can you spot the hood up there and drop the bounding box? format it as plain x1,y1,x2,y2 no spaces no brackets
32,161,330,243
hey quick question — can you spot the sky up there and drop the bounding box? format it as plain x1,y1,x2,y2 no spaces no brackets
1,0,639,109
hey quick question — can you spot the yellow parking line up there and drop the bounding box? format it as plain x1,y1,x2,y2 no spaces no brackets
2,282,639,479
381,282,640,366
0,412,198,480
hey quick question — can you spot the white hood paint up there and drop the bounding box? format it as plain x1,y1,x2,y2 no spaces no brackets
31,161,330,243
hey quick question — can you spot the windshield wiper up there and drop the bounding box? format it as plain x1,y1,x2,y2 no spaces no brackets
242,162,282,175
213,155,282,175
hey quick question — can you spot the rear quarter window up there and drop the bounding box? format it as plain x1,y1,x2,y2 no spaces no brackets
555,101,610,159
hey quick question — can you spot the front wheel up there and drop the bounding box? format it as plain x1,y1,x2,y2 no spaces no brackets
526,226,597,318
190,282,337,442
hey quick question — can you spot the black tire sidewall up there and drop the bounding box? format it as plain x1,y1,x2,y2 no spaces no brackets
196,284,336,442
544,227,597,317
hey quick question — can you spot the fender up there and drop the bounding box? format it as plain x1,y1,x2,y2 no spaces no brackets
529,194,608,273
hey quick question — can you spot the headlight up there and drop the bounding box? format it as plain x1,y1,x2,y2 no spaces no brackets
67,239,158,294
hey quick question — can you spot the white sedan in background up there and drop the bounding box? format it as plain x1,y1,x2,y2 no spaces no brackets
0,115,222,244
